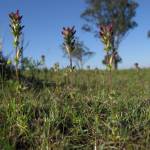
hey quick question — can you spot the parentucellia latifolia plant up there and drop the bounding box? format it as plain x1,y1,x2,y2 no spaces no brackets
100,24,114,71
9,10,24,80
62,26,76,71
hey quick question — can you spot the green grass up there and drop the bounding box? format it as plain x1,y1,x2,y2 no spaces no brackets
1,69,150,149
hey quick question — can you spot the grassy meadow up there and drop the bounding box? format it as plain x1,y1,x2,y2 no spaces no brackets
0,1,149,149
1,68,150,149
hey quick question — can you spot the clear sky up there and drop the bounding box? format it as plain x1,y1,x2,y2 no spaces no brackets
0,0,150,69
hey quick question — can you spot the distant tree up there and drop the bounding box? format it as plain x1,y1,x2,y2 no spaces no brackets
62,38,95,68
40,55,45,66
147,31,150,38
53,62,60,72
134,62,140,72
72,38,95,68
81,0,138,70
86,65,91,70
22,56,44,71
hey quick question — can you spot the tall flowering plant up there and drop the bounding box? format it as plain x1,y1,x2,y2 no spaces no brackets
62,26,76,69
100,24,113,70
9,10,24,80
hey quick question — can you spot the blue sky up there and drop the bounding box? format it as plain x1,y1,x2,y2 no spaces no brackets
0,0,150,69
